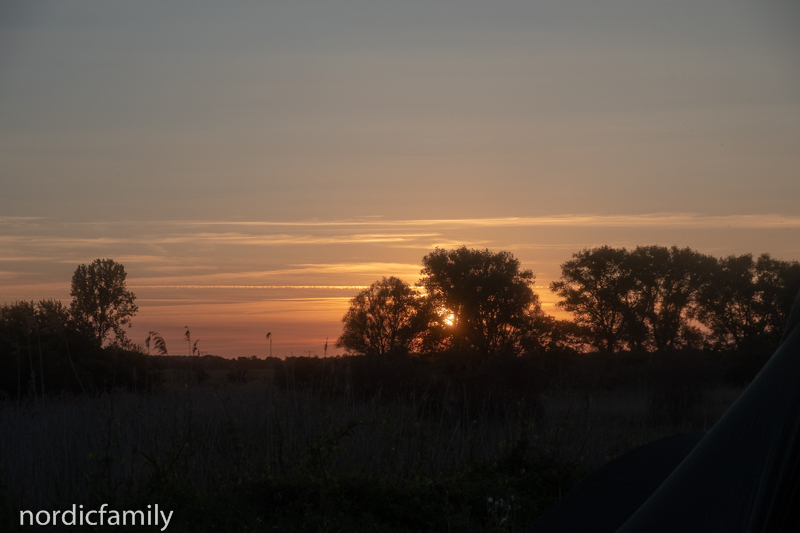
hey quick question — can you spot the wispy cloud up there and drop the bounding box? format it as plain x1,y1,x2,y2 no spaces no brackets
0,236,127,247
180,232,439,245
5,215,798,262
289,262,420,274
125,263,422,289
0,216,44,223
0,232,441,247
387,239,490,250
54,213,800,229
140,265,220,273
0,256,57,262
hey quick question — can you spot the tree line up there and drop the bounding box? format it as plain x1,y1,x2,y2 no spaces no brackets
0,259,141,399
336,245,800,357
2,247,798,399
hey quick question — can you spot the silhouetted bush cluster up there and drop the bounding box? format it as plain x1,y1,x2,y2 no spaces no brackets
0,300,159,400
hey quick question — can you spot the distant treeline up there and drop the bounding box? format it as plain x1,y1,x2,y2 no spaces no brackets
549,245,800,353
0,246,798,399
336,245,800,358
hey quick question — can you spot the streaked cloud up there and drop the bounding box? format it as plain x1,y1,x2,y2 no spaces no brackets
127,262,421,284
9,213,800,232
0,256,56,262
0,217,44,223
387,239,490,250
70,213,800,229
0,232,441,247
289,262,421,274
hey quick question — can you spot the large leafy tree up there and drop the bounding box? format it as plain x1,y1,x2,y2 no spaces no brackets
550,246,633,354
336,277,428,356
70,258,138,345
0,299,86,399
553,246,799,354
419,247,540,356
754,254,800,339
695,253,800,350
626,245,715,352
695,254,762,350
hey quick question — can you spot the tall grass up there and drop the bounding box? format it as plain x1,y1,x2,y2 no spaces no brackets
537,386,741,466
1,370,742,531
2,384,530,507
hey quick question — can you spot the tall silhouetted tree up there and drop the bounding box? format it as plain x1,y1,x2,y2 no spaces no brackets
419,247,540,356
550,246,634,354
695,254,762,350
70,258,138,346
695,253,800,350
336,277,428,356
627,245,715,352
0,299,93,398
754,254,800,339
552,245,717,353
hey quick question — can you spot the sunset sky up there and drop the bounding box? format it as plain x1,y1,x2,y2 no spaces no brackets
1,1,799,357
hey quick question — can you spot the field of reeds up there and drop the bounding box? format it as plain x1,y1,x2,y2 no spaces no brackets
1,352,749,532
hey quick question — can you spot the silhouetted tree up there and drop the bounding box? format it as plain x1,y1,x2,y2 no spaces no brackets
419,247,541,356
70,258,138,346
0,299,94,398
550,246,634,354
696,254,763,350
520,312,589,354
0,300,39,399
754,254,800,339
0,300,37,345
336,277,428,356
695,253,800,350
0,300,70,354
626,246,716,352
552,246,718,353
33,299,72,333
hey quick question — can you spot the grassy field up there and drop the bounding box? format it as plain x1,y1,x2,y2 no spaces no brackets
0,354,745,532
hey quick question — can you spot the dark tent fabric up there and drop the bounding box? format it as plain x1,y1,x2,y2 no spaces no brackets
529,432,705,533
529,290,800,533
617,302,800,532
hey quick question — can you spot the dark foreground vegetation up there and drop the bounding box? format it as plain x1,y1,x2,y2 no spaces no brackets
2,352,752,532
1,248,797,531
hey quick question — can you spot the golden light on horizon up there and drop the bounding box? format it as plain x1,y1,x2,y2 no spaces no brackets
1,0,798,359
